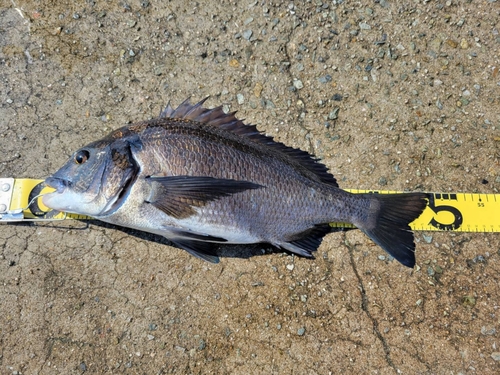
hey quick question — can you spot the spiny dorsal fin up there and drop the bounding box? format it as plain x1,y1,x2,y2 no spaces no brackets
159,98,338,187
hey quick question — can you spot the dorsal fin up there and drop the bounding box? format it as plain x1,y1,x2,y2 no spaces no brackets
159,98,338,186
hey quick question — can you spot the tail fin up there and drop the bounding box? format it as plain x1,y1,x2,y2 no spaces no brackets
357,193,428,268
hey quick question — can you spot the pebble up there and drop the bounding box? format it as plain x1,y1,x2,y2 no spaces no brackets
198,339,206,350
254,82,263,97
264,99,275,109
297,327,306,336
462,295,476,307
359,22,371,30
445,39,458,48
286,264,294,271
375,34,387,45
154,66,164,76
237,94,245,104
491,352,500,361
422,234,433,243
242,30,253,40
427,266,435,276
229,59,239,68
318,75,332,83
481,326,496,335
378,255,386,261
429,37,442,53
293,79,304,89
328,107,339,120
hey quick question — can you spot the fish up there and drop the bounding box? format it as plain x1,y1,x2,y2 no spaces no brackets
42,98,428,268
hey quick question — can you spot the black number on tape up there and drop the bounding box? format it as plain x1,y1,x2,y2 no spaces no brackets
428,194,463,230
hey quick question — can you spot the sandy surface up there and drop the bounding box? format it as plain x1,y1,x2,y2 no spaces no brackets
1,0,499,373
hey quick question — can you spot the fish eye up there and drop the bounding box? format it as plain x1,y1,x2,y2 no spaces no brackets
74,150,90,164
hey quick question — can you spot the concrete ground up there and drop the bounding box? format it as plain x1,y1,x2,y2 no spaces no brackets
1,0,499,373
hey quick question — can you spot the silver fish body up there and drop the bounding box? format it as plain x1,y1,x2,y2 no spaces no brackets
43,99,428,267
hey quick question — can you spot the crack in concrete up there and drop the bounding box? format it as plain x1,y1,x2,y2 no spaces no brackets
280,19,316,155
344,235,398,373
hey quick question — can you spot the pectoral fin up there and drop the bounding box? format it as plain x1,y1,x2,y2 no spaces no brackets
146,175,262,219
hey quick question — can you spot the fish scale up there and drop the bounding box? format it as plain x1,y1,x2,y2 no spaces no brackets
40,98,428,268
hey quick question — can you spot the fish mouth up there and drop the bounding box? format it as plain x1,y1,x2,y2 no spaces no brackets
42,176,73,212
44,177,70,193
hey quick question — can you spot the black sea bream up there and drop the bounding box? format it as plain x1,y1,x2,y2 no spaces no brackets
43,98,428,267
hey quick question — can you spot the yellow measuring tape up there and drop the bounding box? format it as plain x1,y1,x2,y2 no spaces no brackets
0,178,87,221
331,189,499,232
0,178,498,232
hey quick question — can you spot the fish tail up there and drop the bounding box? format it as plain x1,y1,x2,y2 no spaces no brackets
356,193,429,268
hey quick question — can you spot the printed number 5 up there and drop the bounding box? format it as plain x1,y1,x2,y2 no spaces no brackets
428,195,463,230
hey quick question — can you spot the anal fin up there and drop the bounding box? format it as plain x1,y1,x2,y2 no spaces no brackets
277,224,332,258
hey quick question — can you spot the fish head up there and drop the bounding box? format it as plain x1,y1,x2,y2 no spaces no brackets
43,138,140,217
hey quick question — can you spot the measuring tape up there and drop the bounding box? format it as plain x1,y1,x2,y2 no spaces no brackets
0,178,88,221
0,178,499,232
330,189,500,232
